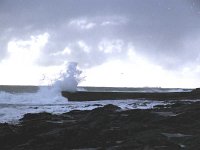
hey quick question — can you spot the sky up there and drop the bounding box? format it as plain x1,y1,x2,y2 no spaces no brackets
0,0,200,88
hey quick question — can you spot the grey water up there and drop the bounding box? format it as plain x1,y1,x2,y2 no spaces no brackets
0,85,192,93
0,85,193,123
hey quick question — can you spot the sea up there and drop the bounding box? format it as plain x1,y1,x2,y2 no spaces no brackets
0,85,193,124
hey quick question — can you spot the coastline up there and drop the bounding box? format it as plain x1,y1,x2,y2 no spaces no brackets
1,87,200,149
1,101,200,149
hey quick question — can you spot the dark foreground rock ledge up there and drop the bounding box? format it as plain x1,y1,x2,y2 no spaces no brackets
1,102,200,150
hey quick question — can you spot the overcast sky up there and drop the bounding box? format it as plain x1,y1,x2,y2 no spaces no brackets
0,0,200,87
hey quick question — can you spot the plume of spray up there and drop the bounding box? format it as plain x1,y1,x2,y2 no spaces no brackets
0,62,84,123
53,62,83,92
0,62,83,105
29,61,83,104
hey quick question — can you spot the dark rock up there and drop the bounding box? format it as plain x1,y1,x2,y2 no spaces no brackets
191,88,200,93
1,102,200,149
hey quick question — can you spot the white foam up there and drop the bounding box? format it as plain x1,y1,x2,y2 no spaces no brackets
0,98,171,123
0,88,66,105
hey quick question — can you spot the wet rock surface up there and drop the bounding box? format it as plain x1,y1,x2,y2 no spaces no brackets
1,102,200,150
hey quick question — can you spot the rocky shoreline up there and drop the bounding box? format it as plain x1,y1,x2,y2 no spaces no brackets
1,101,200,150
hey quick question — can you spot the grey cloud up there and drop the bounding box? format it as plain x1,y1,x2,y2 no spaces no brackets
38,39,128,68
1,0,200,70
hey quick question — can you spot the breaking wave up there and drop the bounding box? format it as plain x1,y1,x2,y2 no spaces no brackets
0,62,82,105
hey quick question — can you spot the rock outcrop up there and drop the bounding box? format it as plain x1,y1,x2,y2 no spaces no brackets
1,102,200,149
